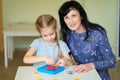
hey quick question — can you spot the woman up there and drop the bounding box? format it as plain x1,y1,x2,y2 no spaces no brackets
58,0,116,80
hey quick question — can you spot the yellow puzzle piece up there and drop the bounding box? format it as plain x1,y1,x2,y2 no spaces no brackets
33,71,39,76
36,77,44,80
74,78,80,80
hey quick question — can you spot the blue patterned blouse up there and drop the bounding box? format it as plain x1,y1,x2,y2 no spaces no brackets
67,29,116,80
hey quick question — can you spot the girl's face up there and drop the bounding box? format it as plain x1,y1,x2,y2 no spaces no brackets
64,9,83,32
40,25,56,44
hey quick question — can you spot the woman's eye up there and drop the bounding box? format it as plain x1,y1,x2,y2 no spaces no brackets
72,15,76,18
64,16,69,19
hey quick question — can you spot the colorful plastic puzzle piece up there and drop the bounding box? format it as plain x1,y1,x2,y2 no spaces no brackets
74,78,80,80
36,77,44,80
37,65,65,75
68,71,74,74
33,71,39,76
53,78,59,80
45,65,58,70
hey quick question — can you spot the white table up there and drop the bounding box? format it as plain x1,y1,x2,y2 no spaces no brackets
3,23,39,68
15,66,101,80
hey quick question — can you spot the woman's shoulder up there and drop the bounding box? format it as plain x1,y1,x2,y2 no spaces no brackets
90,28,105,35
89,28,107,41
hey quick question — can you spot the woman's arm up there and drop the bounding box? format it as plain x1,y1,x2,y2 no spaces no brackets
93,31,116,69
73,31,116,73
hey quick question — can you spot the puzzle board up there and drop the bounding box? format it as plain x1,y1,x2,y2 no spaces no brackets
37,65,65,75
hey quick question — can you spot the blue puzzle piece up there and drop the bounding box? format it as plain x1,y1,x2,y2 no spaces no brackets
37,65,65,75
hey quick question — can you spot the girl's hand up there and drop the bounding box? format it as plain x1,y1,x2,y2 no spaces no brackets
73,63,95,73
56,58,66,66
44,56,55,65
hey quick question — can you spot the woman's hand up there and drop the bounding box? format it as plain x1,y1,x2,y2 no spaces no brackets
73,63,95,73
44,56,55,65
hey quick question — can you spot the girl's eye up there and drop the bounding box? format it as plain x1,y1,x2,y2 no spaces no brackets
50,33,54,36
43,35,47,37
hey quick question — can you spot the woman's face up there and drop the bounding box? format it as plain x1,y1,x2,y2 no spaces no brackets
64,9,83,31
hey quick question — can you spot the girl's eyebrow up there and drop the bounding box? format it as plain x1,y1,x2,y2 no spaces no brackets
42,31,55,36
50,32,54,35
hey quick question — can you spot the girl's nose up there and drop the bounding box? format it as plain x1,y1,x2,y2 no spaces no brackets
46,36,50,40
48,36,52,40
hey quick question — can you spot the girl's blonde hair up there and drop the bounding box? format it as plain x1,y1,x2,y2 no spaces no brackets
36,14,63,58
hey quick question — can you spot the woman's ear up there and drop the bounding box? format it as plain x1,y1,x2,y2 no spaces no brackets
81,16,83,20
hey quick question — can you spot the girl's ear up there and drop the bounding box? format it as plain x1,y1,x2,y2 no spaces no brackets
39,35,42,38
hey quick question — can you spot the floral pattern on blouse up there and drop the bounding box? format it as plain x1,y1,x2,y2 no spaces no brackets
67,29,116,80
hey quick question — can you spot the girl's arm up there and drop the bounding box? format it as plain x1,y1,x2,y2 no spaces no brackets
56,53,74,66
63,53,74,66
23,48,45,64
23,48,55,65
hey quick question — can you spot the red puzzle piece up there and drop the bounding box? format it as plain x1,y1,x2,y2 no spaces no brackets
45,65,59,70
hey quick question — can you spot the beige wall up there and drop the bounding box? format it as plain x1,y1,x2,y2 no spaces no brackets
84,0,119,56
2,0,119,56
2,0,84,48
0,0,3,52
2,0,84,27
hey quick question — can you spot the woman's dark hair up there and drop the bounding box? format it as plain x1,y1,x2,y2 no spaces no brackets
58,0,106,42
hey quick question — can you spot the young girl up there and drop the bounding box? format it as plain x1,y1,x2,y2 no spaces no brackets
23,14,73,68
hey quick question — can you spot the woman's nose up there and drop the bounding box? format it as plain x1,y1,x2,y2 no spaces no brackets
69,18,73,23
